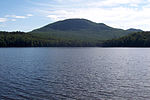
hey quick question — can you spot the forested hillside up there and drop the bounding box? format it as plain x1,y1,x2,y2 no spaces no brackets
103,32,150,47
0,31,103,47
31,19,141,40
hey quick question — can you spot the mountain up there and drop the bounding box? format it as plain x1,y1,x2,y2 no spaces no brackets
33,19,113,31
126,28,143,32
0,19,144,47
31,19,142,41
103,31,150,47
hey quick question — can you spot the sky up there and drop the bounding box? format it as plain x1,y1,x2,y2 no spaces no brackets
0,0,150,32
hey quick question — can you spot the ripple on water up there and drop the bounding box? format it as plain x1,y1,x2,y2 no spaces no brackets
1,48,150,100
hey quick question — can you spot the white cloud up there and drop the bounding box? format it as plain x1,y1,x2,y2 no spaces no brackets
25,0,150,30
0,18,7,22
4,14,34,22
27,14,33,17
45,6,150,30
47,15,59,20
12,15,26,19
6,14,33,19
55,0,85,3
89,0,144,7
11,19,16,21
6,15,26,19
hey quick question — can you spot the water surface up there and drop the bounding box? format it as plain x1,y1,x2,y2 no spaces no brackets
0,48,150,100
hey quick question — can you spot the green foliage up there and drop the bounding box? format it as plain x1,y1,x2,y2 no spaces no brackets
0,31,103,47
0,31,148,47
103,31,150,47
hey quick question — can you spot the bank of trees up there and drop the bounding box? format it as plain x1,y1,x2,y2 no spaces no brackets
0,31,102,47
103,32,150,47
1,31,150,47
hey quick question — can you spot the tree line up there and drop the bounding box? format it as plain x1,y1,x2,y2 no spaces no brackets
1,31,149,47
0,31,102,47
103,32,150,47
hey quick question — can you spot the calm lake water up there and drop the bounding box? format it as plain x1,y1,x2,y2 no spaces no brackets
0,48,150,100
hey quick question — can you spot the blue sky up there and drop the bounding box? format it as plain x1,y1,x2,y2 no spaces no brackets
0,0,150,32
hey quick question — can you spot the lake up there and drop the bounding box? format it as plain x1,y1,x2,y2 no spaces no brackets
0,48,150,100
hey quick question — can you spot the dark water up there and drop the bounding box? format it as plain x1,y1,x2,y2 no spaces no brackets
0,48,150,100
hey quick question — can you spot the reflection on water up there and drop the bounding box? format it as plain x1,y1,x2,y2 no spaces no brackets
0,48,150,100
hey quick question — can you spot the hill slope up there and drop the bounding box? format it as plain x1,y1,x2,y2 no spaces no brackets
33,19,113,31
31,19,142,41
103,31,150,47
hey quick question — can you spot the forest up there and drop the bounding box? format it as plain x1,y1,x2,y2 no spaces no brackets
1,31,150,47
0,31,102,47
103,31,150,47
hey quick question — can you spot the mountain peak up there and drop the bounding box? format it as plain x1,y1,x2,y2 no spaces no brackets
31,18,143,40
33,18,112,32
